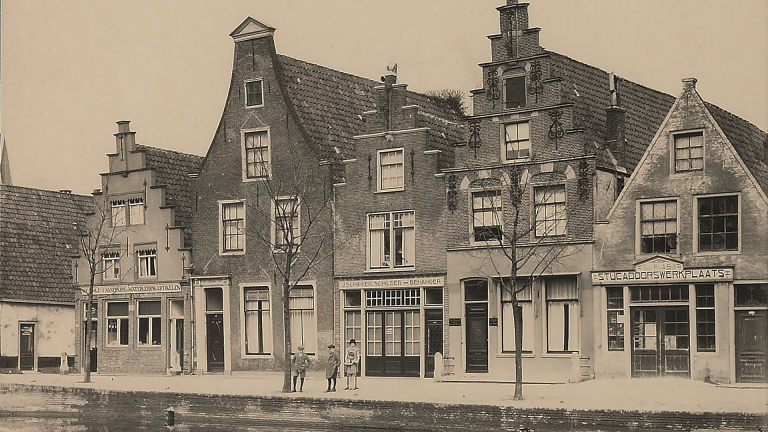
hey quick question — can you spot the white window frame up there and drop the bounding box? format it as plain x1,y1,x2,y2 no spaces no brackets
499,279,534,354
544,276,580,354
533,184,566,237
244,78,265,108
501,121,531,162
241,128,271,182
367,210,415,271
241,284,273,358
672,130,705,173
111,200,126,227
128,197,145,225
137,248,158,278
111,196,144,226
102,251,121,281
288,284,317,354
219,200,246,256
137,300,161,347
272,196,300,251
377,148,405,192
694,193,741,255
470,189,503,244
106,301,129,347
636,198,679,255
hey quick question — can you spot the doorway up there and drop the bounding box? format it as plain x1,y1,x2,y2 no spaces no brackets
735,310,768,382
83,322,98,372
205,287,225,372
19,323,35,371
169,300,184,373
631,307,690,377
365,310,420,377
425,309,443,378
464,279,488,373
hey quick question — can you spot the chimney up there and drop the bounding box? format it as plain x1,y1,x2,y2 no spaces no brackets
376,63,406,131
59,189,71,194
606,73,626,168
114,120,137,160
682,77,697,93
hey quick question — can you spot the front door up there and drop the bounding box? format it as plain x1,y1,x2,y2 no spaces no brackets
631,307,690,377
206,313,224,372
736,310,768,382
465,303,488,373
170,319,184,372
365,310,420,377
84,322,98,372
425,309,443,378
19,323,35,371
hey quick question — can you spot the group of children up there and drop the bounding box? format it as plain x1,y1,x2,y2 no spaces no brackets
290,339,360,393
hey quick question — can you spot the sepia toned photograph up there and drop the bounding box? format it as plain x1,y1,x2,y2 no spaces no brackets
1,1,767,430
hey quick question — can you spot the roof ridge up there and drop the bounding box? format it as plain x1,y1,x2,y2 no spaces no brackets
703,101,767,137
137,144,204,161
0,183,91,199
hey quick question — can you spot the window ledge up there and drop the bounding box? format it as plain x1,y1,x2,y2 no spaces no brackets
541,353,578,358
364,267,416,274
496,353,535,358
693,251,741,256
220,251,246,257
501,158,531,164
375,188,404,194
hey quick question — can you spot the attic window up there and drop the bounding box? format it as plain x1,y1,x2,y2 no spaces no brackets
674,132,703,172
245,79,264,107
504,75,526,109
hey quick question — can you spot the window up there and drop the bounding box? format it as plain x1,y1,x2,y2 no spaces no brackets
137,300,161,346
640,200,677,254
735,284,768,307
289,286,316,353
695,284,715,352
102,251,120,281
368,211,415,269
221,201,245,254
630,285,688,302
112,200,126,227
344,290,362,359
674,132,704,172
106,301,129,346
274,197,300,249
698,195,738,252
500,279,533,352
534,185,566,237
504,75,526,109
245,79,264,107
546,277,579,353
378,148,404,191
137,248,157,278
606,287,624,351
243,130,270,180
472,190,502,242
244,287,272,355
503,122,530,161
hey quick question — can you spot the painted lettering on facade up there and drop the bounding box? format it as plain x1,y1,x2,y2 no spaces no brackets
92,283,183,295
592,268,732,284
339,277,444,289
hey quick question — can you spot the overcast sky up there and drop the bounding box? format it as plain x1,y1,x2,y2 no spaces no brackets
2,0,766,195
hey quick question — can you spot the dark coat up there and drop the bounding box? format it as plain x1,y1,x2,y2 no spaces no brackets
326,350,341,378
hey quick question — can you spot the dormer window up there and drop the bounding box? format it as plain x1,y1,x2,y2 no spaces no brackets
674,132,704,172
504,75,526,109
245,79,264,108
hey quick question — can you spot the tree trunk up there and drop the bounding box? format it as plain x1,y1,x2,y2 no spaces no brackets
83,274,95,384
512,292,523,400
282,277,293,393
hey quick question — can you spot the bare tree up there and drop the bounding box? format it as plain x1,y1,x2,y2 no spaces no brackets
240,139,339,393
466,164,583,400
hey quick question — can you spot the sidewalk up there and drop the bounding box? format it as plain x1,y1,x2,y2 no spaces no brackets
2,371,766,414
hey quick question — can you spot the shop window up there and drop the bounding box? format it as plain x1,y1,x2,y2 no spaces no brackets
244,287,272,355
640,200,677,254
378,148,404,191
546,276,579,353
273,197,300,250
102,251,120,281
368,211,415,269
137,300,161,346
630,285,688,302
289,286,316,354
500,279,533,353
472,190,502,242
735,284,768,307
606,287,624,351
698,195,739,252
695,284,716,352
534,185,566,237
502,122,530,161
367,312,383,356
106,301,129,346
366,289,420,307
221,201,245,254
137,248,157,278
674,132,704,172
243,129,270,180
504,75,526,109
404,310,421,356
245,79,264,107
345,311,362,348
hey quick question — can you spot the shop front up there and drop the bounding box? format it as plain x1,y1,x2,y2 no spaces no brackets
338,275,444,378
591,256,766,383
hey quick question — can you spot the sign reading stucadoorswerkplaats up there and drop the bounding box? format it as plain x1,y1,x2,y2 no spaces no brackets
92,283,182,295
592,255,733,284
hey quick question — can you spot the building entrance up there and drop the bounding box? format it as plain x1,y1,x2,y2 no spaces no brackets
631,307,690,377
19,323,35,371
736,310,768,382
365,310,420,377
424,309,443,378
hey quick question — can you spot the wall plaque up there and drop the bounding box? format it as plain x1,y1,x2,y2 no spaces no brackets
448,318,461,326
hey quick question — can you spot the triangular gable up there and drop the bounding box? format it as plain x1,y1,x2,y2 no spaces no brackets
607,78,768,221
634,255,684,272
0,137,12,186
229,17,275,42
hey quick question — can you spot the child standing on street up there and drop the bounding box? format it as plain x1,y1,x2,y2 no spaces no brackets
325,344,340,392
344,350,357,390
291,346,311,392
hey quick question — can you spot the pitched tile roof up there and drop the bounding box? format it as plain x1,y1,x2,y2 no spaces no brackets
548,52,677,171
276,54,462,160
138,145,204,248
704,102,768,195
0,185,93,303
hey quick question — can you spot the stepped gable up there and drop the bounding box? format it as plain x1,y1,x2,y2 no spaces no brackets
138,145,203,248
548,52,676,171
703,102,768,194
276,54,462,160
0,185,93,303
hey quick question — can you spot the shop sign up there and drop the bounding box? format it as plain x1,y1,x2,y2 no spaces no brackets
592,256,732,285
339,276,444,289
93,283,182,295
449,318,462,326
